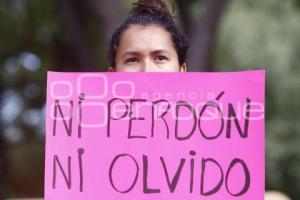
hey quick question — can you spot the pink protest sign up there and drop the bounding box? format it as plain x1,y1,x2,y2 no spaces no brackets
45,70,265,200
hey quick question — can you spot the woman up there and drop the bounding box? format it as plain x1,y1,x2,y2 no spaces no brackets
108,0,189,72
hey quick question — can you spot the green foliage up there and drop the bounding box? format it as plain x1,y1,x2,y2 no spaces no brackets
217,0,300,198
1,0,300,198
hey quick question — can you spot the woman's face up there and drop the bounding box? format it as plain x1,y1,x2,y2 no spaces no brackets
112,24,186,72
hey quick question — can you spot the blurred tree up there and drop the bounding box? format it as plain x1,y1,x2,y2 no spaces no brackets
55,0,96,71
216,0,300,198
186,0,231,71
1,0,299,199
0,86,8,199
86,0,126,46
175,0,193,36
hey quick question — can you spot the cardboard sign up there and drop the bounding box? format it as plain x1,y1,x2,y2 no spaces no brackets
45,70,265,199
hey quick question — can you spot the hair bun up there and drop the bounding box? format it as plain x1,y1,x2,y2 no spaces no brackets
131,0,174,19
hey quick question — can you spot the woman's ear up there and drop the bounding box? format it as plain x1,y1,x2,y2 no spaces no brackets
108,67,116,72
180,63,187,72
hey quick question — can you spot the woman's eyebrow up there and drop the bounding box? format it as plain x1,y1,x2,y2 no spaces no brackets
122,51,140,58
151,50,170,56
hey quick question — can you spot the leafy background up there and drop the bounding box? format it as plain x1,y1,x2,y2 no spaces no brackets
0,0,300,198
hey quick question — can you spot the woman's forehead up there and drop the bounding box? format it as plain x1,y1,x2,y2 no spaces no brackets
117,24,176,54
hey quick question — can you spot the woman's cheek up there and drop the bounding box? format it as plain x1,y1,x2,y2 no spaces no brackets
163,61,180,72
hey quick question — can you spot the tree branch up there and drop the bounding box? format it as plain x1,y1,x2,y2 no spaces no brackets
86,0,126,46
187,0,231,71
175,0,192,36
57,0,96,71
0,85,8,199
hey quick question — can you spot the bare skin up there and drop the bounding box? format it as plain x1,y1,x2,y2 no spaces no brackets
109,24,186,72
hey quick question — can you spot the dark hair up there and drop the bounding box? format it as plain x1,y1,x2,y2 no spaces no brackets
108,0,189,68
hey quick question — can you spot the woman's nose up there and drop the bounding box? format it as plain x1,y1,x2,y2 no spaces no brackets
141,58,156,72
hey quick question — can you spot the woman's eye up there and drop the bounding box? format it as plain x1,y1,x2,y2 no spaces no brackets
125,58,138,64
156,55,168,62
